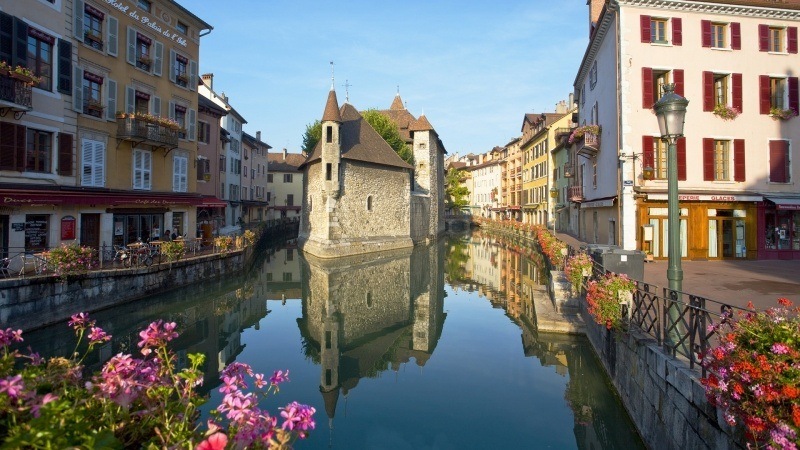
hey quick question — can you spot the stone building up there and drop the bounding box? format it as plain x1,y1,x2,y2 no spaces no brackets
298,88,445,258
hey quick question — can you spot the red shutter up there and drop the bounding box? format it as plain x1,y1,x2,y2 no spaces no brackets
703,71,715,111
769,140,787,183
732,73,743,113
672,18,682,46
641,15,651,43
789,77,799,113
760,75,772,114
673,69,684,96
642,67,654,109
731,23,741,50
759,24,769,52
703,138,715,181
788,27,798,54
677,137,687,181
58,133,73,176
701,20,712,47
642,136,654,170
733,139,745,182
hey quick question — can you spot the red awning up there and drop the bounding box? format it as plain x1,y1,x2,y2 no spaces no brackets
200,197,227,208
0,189,205,207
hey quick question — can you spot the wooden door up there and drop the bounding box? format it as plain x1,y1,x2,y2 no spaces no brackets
80,214,100,250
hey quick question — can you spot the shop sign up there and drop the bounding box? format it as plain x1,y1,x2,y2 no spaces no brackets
102,0,188,47
646,193,763,202
61,216,76,240
11,223,24,231
581,199,615,209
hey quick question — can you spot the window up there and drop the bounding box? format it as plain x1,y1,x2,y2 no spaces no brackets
651,18,667,43
173,53,188,87
198,121,210,144
325,163,332,181
702,20,741,50
589,61,597,90
25,214,49,251
367,195,373,211
82,72,103,118
220,182,225,199
760,25,798,53
196,158,209,181
714,73,728,107
26,129,51,173
219,154,225,172
133,149,152,190
326,126,332,143
135,33,152,70
769,27,784,53
173,154,187,192
641,15,681,45
28,29,54,91
81,138,105,187
267,173,273,183
286,194,294,207
174,104,186,139
137,0,151,12
642,68,684,108
771,78,786,110
653,139,667,180
283,173,293,183
83,5,104,51
243,165,247,178
769,140,791,183
713,140,730,181
711,23,726,48
176,22,188,34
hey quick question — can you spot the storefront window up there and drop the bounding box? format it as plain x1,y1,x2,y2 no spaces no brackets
765,210,800,250
708,209,746,258
172,212,184,237
113,213,163,246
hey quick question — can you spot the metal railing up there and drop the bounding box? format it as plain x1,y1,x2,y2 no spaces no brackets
0,74,33,109
116,116,179,147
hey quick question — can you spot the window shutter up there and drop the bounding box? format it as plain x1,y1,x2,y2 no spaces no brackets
144,151,151,190
73,0,84,42
93,141,104,187
125,85,135,113
703,138,715,181
188,108,197,141
0,123,24,171
153,41,163,76
733,139,745,182
72,66,83,112
758,24,769,52
673,69,684,96
169,49,176,83
789,27,798,54
189,60,198,91
703,71,714,111
677,137,687,181
126,27,136,65
181,157,188,192
759,75,771,114
0,12,13,63
12,17,28,69
642,136,654,170
640,15,651,43
173,156,181,191
701,20,712,47
58,133,73,176
789,77,799,113
107,16,118,56
168,100,175,120
106,78,117,120
731,23,741,50
57,39,72,95
81,139,93,185
151,95,161,116
642,67,654,108
132,150,141,189
672,18,682,46
769,140,787,183
732,73,743,113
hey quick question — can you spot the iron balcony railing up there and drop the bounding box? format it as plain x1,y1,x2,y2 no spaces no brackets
568,185,583,202
117,116,179,147
576,132,600,157
0,73,33,111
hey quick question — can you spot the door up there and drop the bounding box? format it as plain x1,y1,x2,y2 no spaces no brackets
708,218,746,259
648,207,688,259
80,214,100,250
0,215,8,259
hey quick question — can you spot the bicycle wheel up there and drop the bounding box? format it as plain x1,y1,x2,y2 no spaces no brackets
143,255,153,267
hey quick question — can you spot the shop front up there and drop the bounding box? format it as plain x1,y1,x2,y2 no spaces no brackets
758,196,800,260
638,193,761,260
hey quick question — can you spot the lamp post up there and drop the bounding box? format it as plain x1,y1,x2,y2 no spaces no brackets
549,186,558,234
653,83,689,296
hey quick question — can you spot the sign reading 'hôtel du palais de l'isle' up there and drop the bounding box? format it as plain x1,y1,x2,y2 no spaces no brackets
102,0,187,47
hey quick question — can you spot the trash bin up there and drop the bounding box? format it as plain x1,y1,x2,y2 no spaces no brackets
583,245,645,281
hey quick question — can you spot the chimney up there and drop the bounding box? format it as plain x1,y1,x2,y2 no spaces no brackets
256,131,261,142
569,93,574,109
589,0,606,35
201,73,213,90
283,148,287,160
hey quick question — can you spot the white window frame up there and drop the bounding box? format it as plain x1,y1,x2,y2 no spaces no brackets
132,148,152,190
81,138,105,187
173,154,188,192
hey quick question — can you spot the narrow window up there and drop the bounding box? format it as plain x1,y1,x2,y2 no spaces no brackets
326,126,332,143
714,140,730,181
714,74,729,107
367,196,373,211
770,77,786,109
326,163,332,181
769,27,784,52
651,18,668,43
711,23,727,48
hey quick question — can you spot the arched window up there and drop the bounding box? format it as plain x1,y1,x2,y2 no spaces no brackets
366,195,373,211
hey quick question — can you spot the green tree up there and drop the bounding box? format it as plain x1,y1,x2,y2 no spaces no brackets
361,109,414,164
445,167,470,212
301,120,321,155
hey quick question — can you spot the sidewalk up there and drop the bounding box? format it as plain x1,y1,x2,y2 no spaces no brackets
554,231,800,311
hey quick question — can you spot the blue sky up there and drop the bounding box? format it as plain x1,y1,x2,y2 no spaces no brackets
180,0,587,156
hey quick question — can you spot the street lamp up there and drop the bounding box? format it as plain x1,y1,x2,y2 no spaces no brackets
654,83,689,316
549,187,558,233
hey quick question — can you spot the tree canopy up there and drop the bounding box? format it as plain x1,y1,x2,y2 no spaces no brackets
301,120,321,155
445,167,470,212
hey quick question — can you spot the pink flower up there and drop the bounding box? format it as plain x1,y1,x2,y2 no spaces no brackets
254,373,267,389
31,393,58,418
88,326,111,345
269,369,289,385
771,343,790,355
280,401,316,432
0,375,25,400
197,432,228,450
68,312,92,330
0,328,23,347
137,320,179,355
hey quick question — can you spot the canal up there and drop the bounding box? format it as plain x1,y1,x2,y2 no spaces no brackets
21,232,645,449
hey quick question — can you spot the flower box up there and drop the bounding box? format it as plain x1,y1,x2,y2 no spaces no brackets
137,56,152,66
203,174,211,181
769,107,798,121
176,74,189,84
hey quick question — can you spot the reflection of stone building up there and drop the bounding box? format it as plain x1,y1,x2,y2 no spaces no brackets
297,243,445,430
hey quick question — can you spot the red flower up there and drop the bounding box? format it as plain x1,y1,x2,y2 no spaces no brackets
197,432,227,450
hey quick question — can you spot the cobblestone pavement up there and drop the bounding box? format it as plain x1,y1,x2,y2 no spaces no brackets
554,231,800,311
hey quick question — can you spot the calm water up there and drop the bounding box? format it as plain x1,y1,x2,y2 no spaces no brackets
21,233,644,449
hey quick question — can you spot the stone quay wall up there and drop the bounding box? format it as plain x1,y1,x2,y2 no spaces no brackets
0,250,246,331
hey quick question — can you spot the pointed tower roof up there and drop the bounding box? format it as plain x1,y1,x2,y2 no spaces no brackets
322,89,342,123
390,94,405,111
410,114,434,132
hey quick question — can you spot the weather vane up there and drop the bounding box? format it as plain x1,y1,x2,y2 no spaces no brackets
342,79,352,103
330,61,334,89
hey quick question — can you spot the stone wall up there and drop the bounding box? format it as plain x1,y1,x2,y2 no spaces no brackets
410,194,431,243
581,307,744,450
0,250,245,331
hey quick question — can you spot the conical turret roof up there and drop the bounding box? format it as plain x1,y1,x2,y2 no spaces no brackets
390,94,404,111
410,114,434,132
322,89,342,123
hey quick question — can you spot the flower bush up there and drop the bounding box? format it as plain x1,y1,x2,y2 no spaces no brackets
568,125,601,144
535,226,566,268
243,230,256,247
770,107,799,121
129,112,182,130
0,60,42,86
44,243,95,280
0,313,315,448
713,104,740,121
585,273,635,329
215,236,234,254
700,298,800,449
565,252,594,292
161,240,186,263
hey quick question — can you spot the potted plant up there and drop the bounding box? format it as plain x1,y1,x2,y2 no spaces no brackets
137,55,152,66
176,73,189,84
86,99,104,112
43,243,95,281
713,104,740,121
0,60,9,76
8,65,41,86
585,273,635,330
770,107,798,120
701,298,800,448
565,252,594,293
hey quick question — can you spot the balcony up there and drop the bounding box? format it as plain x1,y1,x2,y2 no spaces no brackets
576,131,600,158
0,71,33,119
568,186,584,202
563,163,574,178
116,115,179,149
